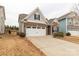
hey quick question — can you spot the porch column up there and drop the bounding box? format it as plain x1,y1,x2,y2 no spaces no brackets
50,25,52,35
22,23,24,33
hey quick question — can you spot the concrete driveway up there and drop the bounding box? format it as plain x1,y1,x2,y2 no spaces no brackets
28,36,79,56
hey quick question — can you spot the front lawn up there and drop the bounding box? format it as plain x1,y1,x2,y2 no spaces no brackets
63,36,79,44
0,34,45,56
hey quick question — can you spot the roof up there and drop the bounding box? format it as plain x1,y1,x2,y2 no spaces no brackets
58,11,78,21
18,14,28,21
19,7,48,25
27,20,47,25
53,20,59,24
23,7,46,21
48,18,56,25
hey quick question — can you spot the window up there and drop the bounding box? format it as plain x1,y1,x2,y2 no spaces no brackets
69,22,72,24
42,27,45,29
75,19,79,25
38,15,40,20
34,14,40,20
37,27,40,29
24,19,27,21
75,22,78,25
34,14,37,19
68,18,73,25
27,27,31,28
32,27,36,28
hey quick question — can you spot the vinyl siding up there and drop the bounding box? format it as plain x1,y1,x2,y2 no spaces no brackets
28,9,45,22
0,7,5,33
59,18,66,33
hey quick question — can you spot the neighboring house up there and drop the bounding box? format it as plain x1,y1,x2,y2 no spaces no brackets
49,10,79,36
18,8,48,36
58,11,79,36
0,6,5,34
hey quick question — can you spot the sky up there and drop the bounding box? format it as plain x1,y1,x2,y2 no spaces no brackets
0,0,79,26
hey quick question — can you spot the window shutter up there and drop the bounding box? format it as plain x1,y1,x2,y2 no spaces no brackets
34,14,36,19
38,15,40,20
34,14,40,20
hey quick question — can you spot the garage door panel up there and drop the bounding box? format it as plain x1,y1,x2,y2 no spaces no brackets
26,27,46,36
26,28,36,36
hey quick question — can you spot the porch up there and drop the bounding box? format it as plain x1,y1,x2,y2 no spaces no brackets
47,25,59,35
67,25,79,36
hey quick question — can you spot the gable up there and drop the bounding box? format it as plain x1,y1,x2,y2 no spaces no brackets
24,8,47,23
48,19,54,25
18,14,28,22
67,12,77,18
58,11,78,21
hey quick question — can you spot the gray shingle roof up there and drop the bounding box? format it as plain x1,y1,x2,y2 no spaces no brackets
58,11,78,21
18,14,28,21
48,19,55,25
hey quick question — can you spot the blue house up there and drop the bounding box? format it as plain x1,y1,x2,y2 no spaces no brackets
58,11,79,36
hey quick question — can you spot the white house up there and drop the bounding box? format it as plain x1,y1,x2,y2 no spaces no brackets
18,8,48,36
0,6,5,34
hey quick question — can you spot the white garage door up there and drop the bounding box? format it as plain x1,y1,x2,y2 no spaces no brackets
68,31,79,36
26,27,46,36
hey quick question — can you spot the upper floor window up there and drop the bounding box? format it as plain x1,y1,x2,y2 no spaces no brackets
68,18,73,25
74,19,79,25
34,14,40,20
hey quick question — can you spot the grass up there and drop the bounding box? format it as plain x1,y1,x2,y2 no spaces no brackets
0,33,45,56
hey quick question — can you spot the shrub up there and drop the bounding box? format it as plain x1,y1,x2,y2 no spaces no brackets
19,32,25,37
53,32,64,38
66,32,71,36
53,32,58,38
8,30,11,34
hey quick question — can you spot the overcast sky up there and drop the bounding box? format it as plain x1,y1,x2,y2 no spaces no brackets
0,0,79,26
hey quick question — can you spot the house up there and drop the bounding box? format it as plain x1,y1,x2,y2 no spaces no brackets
0,6,5,34
58,11,79,36
18,8,48,36
47,10,79,36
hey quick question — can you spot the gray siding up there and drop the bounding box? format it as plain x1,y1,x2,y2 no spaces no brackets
59,18,66,33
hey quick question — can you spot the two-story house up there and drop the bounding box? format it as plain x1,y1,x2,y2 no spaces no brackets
18,8,48,36
0,6,5,34
58,11,79,36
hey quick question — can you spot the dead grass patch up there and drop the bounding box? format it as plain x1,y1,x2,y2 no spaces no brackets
0,34,45,56
63,36,79,44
